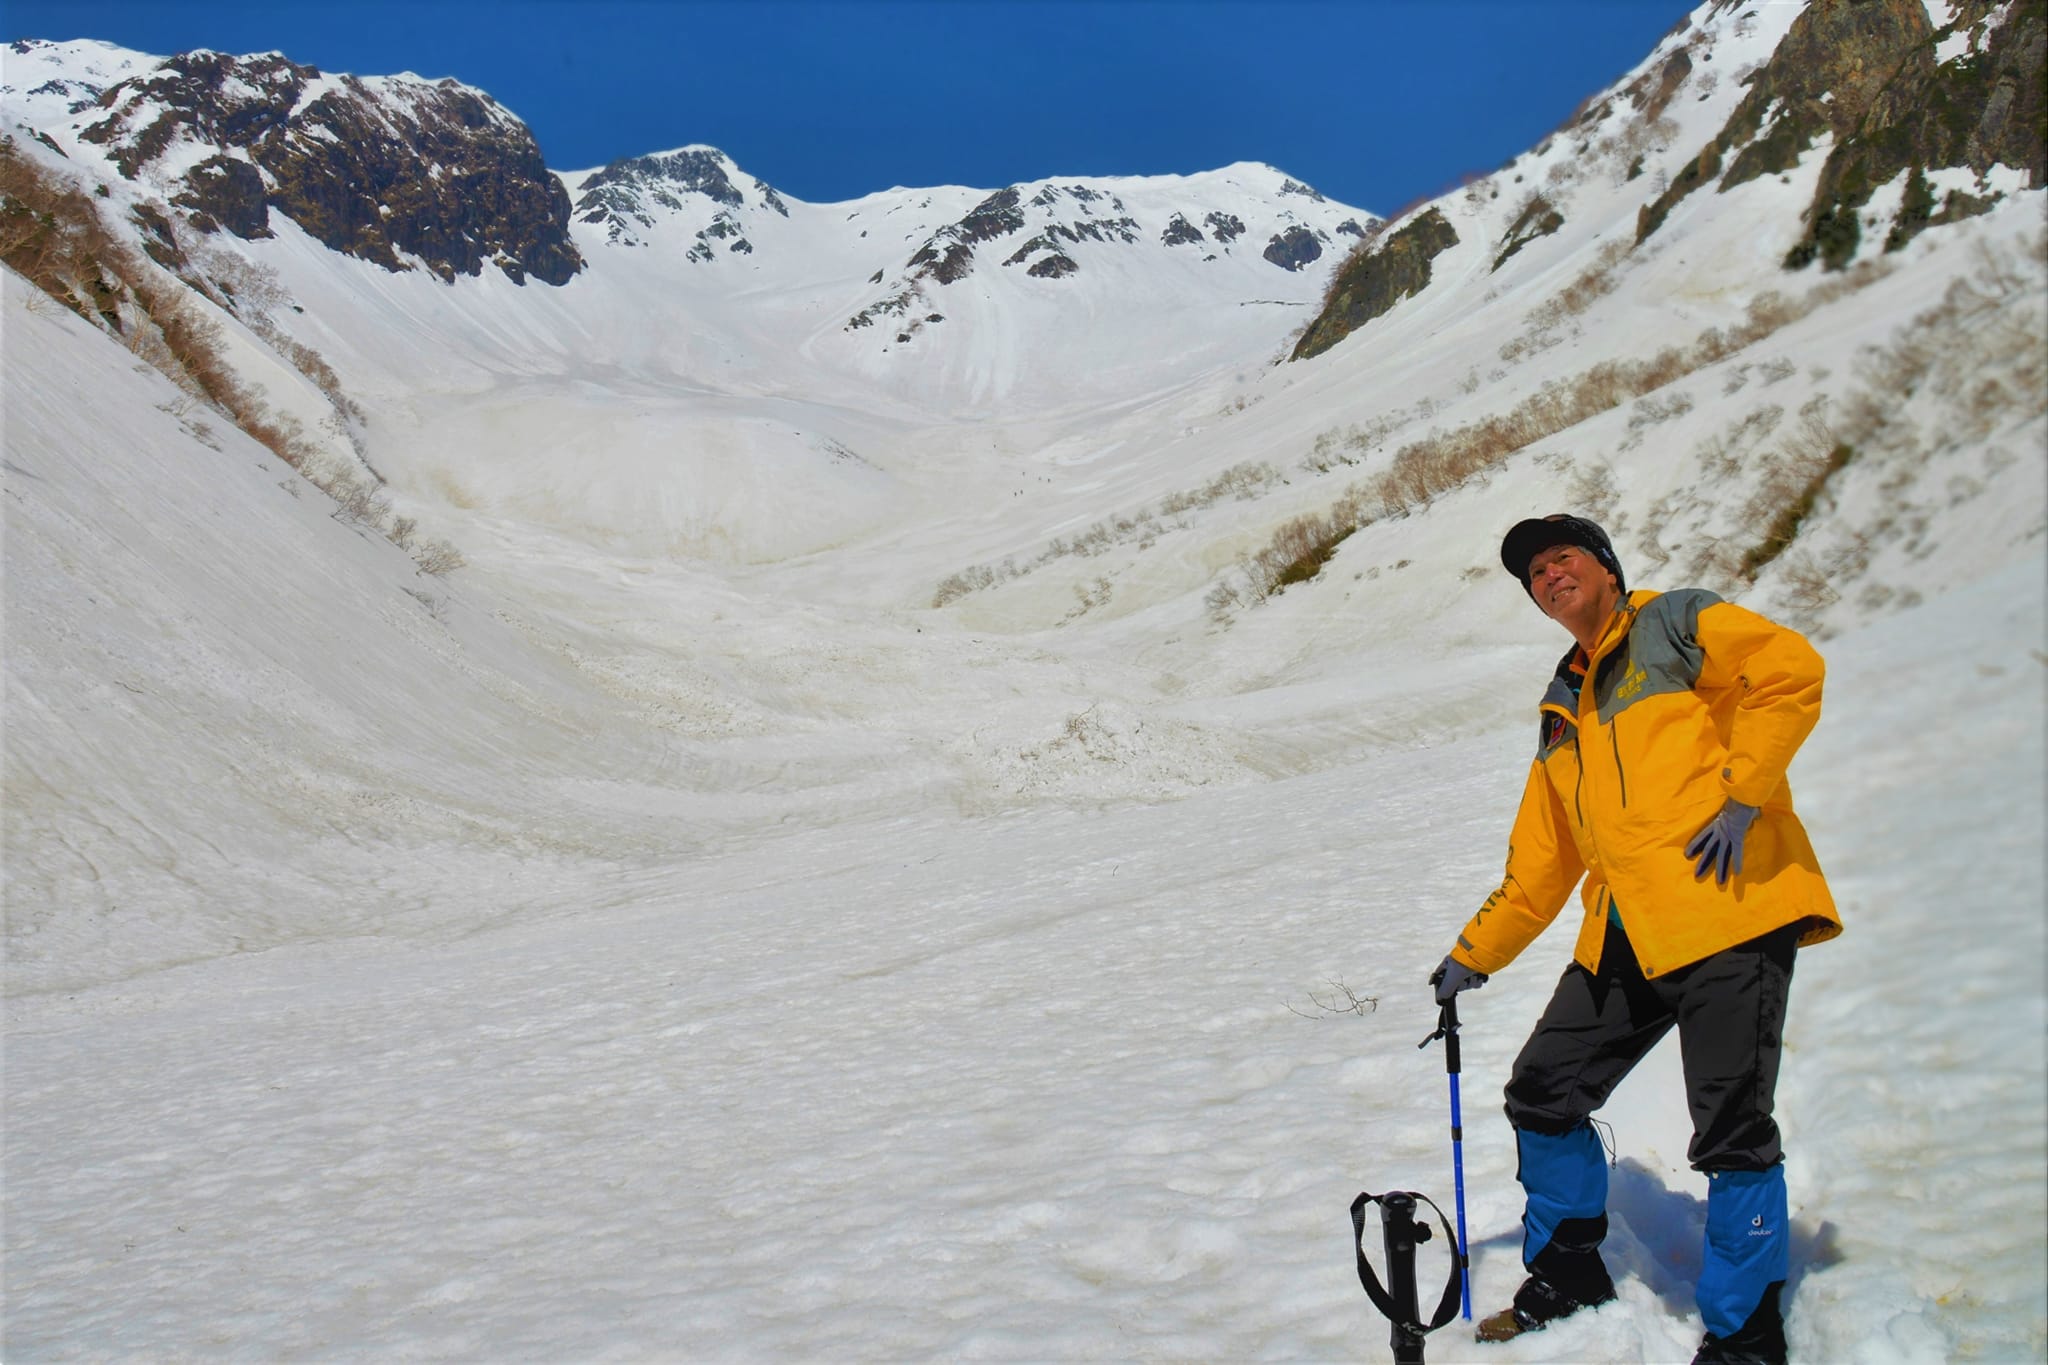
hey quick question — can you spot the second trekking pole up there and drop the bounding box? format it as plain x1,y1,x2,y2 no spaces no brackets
1420,995,1474,1322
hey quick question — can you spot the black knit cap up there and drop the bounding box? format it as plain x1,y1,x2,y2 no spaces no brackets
1500,514,1626,597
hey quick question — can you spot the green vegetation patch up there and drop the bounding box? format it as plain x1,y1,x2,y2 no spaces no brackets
1740,441,1856,580
1291,208,1459,361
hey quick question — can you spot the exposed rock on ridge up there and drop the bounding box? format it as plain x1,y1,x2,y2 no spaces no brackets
571,147,790,248
1290,208,1459,360
77,50,583,285
1637,0,2045,267
843,174,1366,336
1262,224,1326,271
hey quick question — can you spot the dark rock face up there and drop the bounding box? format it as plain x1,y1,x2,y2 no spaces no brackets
1262,224,1325,271
173,155,270,239
908,240,978,284
1205,211,1246,242
845,177,1354,331
1492,193,1565,272
1001,215,1142,269
957,187,1028,243
1636,0,2043,268
1291,208,1459,360
1625,48,1693,125
25,76,106,116
571,148,790,245
129,201,188,272
904,188,1026,283
79,50,583,285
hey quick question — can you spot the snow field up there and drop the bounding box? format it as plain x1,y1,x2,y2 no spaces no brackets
5,561,2042,1361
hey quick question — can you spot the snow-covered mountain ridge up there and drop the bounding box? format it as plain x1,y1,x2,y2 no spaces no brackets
4,37,1367,370
5,39,583,284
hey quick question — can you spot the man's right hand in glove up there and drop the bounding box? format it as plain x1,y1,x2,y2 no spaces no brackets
1430,954,1488,1005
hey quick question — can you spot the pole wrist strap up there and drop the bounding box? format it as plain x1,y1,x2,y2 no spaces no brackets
1349,1190,1465,1335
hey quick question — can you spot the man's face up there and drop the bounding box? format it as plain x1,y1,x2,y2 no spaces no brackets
1528,542,1620,638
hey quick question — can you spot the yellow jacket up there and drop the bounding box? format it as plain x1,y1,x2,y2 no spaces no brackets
1453,590,1841,980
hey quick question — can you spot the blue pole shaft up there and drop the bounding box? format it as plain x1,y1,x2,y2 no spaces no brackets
1449,1069,1473,1321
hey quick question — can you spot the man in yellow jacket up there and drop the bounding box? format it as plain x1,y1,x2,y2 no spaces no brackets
1431,514,1840,1365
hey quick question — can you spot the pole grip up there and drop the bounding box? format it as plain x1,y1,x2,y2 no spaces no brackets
1379,1193,1427,1365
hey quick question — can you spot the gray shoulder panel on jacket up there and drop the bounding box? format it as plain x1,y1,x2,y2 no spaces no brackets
1594,589,1723,719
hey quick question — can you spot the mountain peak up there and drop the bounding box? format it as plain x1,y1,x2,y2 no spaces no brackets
28,45,586,285
568,145,790,246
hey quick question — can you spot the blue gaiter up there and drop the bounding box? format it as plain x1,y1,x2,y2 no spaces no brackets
1698,1165,1790,1337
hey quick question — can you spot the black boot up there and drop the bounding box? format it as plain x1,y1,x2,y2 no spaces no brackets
1476,1219,1616,1342
1693,1283,1787,1365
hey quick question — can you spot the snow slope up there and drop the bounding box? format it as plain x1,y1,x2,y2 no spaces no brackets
5,0,2046,1357
4,274,2042,1355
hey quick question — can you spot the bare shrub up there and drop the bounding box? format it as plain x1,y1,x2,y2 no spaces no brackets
1502,239,1639,362
1635,493,1680,573
1567,461,1621,522
1243,508,1358,596
1239,259,1898,605
1205,577,1246,623
249,318,369,429
411,540,467,577
1775,551,1843,631
187,242,291,316
1287,980,1379,1020
327,468,395,529
1738,405,1852,579
934,564,997,607
935,462,1283,606
2,141,457,574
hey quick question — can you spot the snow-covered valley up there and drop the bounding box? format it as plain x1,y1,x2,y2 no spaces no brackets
4,1,2046,1358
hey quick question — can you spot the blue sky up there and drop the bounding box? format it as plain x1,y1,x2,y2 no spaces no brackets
7,1,1691,213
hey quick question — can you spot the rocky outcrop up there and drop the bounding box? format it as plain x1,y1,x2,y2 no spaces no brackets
1204,211,1246,242
905,187,1026,284
1290,208,1459,360
1492,193,1565,272
78,51,582,285
1636,0,2044,269
841,173,1365,335
1626,47,1693,125
174,154,267,238
571,147,789,247
1261,224,1325,271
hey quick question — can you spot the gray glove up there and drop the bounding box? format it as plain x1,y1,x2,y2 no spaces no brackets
1685,798,1760,885
1430,955,1488,1005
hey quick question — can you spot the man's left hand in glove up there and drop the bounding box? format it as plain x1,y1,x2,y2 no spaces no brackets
1684,798,1760,886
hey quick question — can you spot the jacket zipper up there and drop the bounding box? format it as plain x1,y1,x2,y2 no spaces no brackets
1576,602,1635,867
1610,715,1629,807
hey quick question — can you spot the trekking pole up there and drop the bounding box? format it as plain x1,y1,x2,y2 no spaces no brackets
1377,1192,1428,1365
1419,997,1474,1321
